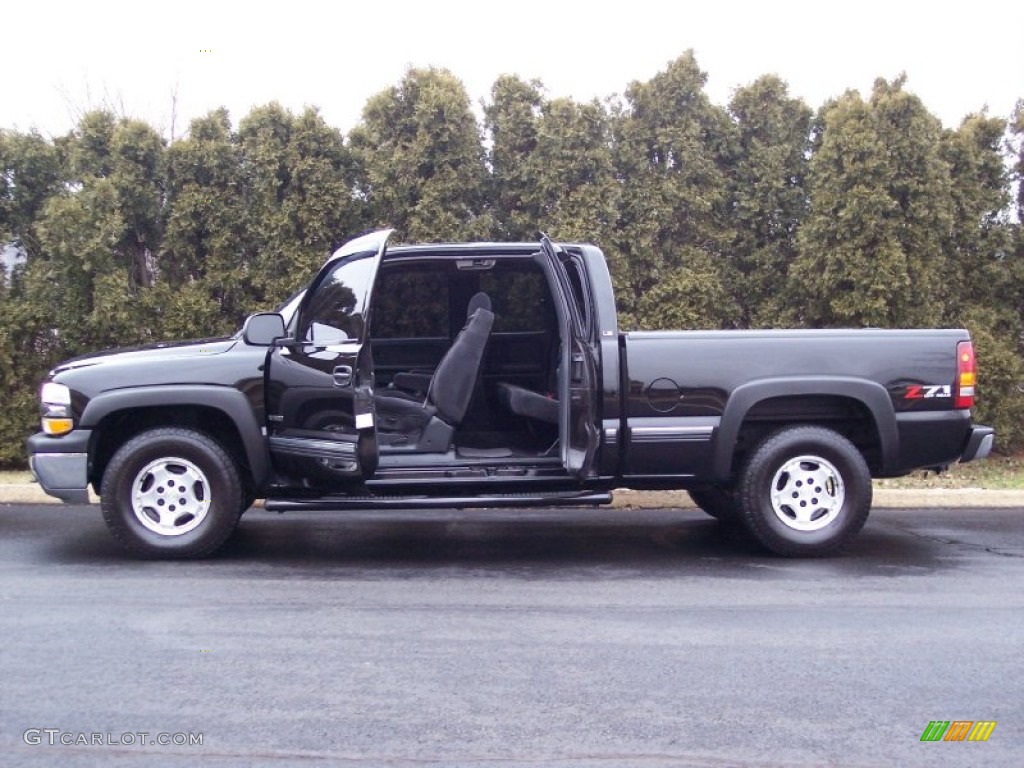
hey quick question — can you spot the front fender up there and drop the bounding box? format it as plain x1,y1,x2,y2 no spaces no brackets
80,385,269,488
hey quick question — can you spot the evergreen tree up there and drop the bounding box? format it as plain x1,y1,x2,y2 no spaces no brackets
942,113,1015,316
521,97,619,244
959,101,1024,449
26,112,166,350
350,67,491,241
0,129,62,253
160,108,249,336
791,79,953,328
485,75,543,240
610,52,738,329
727,75,812,327
869,77,953,324
485,77,618,245
1011,100,1024,223
0,131,64,466
239,103,357,307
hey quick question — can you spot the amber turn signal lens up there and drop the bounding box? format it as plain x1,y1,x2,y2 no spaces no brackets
42,418,74,436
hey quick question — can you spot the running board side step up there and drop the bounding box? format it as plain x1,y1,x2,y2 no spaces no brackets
264,490,613,513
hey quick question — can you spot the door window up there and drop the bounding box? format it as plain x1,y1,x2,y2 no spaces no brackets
300,255,378,343
561,256,593,339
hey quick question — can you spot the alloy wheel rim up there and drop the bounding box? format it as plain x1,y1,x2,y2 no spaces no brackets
769,454,845,531
130,457,210,536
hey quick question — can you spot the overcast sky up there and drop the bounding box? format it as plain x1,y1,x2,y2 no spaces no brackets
4,0,1021,139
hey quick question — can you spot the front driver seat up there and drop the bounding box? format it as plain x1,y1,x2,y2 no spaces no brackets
375,292,494,452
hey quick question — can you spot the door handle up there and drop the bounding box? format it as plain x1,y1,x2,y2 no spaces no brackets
333,365,353,387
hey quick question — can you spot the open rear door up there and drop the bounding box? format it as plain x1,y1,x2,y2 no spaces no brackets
538,235,600,478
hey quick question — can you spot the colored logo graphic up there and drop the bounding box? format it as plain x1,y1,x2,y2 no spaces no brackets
920,721,996,742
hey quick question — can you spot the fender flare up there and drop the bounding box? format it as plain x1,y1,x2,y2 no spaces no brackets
712,376,898,479
81,385,269,487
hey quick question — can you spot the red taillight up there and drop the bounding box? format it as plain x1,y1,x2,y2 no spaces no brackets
954,341,976,409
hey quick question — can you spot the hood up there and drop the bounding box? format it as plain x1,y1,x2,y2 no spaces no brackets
49,337,238,377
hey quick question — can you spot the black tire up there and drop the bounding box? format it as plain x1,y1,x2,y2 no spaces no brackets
101,428,243,559
241,491,257,514
735,425,871,557
688,487,740,522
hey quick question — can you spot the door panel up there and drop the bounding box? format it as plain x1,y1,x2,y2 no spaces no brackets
538,236,599,478
266,230,391,486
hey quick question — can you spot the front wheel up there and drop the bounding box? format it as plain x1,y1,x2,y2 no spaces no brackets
735,426,871,557
688,487,740,523
101,428,243,558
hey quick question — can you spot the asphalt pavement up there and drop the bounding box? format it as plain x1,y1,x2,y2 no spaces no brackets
0,502,1021,767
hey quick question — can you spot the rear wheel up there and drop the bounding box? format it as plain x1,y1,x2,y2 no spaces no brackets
101,428,243,558
735,426,871,557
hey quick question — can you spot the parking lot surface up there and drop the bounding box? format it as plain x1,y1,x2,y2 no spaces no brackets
1,503,1021,766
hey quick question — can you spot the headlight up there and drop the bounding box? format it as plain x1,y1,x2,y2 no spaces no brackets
40,382,74,435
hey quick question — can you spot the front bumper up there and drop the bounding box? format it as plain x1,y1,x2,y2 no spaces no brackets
959,425,994,463
25,430,93,503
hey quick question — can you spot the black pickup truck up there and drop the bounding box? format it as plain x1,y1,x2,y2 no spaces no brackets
27,230,993,558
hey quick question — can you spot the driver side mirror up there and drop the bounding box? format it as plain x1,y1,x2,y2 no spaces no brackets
243,313,287,346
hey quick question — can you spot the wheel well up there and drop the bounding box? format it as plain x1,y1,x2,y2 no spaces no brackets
731,395,882,476
90,406,252,494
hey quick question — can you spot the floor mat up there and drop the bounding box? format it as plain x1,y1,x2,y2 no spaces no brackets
457,431,521,449
456,446,515,458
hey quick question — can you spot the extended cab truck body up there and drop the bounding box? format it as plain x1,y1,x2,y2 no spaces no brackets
28,230,994,558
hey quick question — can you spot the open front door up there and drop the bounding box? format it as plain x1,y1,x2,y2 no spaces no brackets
265,230,392,487
538,235,600,478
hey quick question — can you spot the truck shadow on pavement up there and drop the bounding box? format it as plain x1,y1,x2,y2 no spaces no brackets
214,508,951,579
39,506,983,579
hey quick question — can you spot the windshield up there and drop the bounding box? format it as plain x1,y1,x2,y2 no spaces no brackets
275,288,306,329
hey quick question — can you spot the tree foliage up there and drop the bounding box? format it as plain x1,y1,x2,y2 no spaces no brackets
485,76,618,247
791,79,953,328
727,75,812,327
485,75,544,240
610,52,739,329
350,67,490,241
1,58,1023,464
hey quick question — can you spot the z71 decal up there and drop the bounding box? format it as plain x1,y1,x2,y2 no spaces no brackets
905,384,952,400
